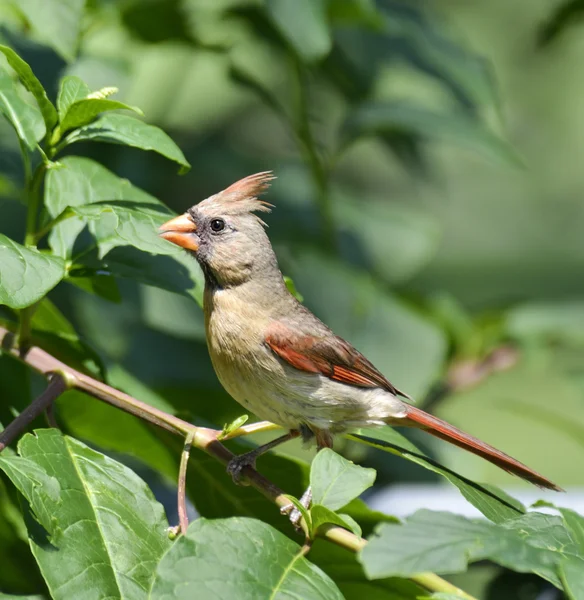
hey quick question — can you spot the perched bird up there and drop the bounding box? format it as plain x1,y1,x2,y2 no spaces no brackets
159,172,561,517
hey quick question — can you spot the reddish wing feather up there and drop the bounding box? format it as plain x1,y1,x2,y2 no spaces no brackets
265,325,409,398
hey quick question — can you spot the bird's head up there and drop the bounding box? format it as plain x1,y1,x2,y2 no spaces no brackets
159,172,279,288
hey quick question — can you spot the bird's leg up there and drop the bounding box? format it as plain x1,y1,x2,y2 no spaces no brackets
227,430,299,484
282,428,333,529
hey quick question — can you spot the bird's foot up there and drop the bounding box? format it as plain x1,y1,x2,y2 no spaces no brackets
281,485,313,530
226,452,257,485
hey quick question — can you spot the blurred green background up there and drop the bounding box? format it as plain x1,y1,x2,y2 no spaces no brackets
2,0,584,541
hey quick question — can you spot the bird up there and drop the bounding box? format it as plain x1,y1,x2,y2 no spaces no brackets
159,172,561,520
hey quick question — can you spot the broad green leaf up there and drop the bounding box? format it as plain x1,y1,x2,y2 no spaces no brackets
15,0,85,62
360,509,578,587
311,504,362,537
0,68,45,148
150,517,344,600
265,0,332,62
0,476,44,593
7,429,171,600
348,427,525,524
70,201,178,256
561,556,584,600
57,75,90,118
63,113,190,172
342,102,520,166
56,390,178,480
0,45,57,131
43,157,203,302
310,448,376,511
46,157,161,220
0,234,65,309
46,156,162,258
56,80,143,137
308,541,425,600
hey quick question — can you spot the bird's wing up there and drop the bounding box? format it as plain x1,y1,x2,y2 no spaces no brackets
265,322,411,399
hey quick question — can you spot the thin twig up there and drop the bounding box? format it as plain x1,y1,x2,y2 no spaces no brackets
0,374,68,451
178,431,195,534
0,325,478,600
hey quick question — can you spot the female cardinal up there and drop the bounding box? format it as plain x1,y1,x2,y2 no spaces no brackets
159,172,561,511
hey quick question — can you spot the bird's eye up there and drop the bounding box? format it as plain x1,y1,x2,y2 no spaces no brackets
210,218,225,233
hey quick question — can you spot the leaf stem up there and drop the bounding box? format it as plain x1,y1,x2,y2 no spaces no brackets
177,431,195,533
0,324,478,600
24,163,46,247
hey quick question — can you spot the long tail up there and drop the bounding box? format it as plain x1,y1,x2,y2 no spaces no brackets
393,405,563,491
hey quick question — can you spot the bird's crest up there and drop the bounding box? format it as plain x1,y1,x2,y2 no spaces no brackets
198,172,275,222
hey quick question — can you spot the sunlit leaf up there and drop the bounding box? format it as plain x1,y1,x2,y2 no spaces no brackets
0,68,45,148
3,429,171,600
310,449,376,511
0,234,65,309
360,509,578,587
0,45,57,131
348,427,525,524
63,113,190,172
311,504,362,537
150,517,344,600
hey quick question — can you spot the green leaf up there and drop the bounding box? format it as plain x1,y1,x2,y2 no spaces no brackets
56,390,178,480
348,427,525,524
310,449,376,511
14,0,85,62
283,275,304,302
5,429,171,600
57,75,90,118
0,45,58,131
360,509,578,587
63,113,190,172
343,102,520,166
150,517,344,600
0,234,65,309
219,414,249,439
44,157,203,303
266,0,332,62
45,156,164,254
311,504,362,537
561,556,584,600
56,79,143,137
0,68,45,148
308,541,425,600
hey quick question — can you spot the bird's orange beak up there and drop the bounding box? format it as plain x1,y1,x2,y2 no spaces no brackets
158,213,199,251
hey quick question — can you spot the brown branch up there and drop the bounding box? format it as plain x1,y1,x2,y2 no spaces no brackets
0,373,68,451
0,325,477,600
